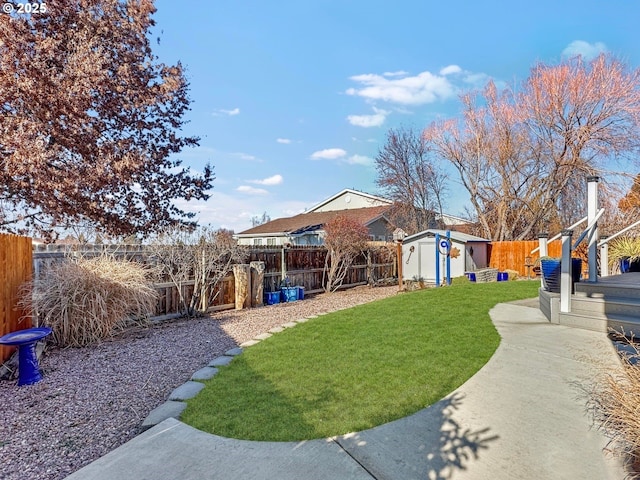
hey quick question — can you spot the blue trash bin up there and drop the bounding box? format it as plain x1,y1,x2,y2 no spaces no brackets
264,291,280,305
297,286,305,300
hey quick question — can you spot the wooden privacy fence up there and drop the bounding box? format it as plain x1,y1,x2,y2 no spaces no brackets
488,240,562,277
32,244,237,319
250,245,396,294
31,243,397,320
1,234,33,363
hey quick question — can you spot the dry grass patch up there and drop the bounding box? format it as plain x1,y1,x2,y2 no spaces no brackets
21,254,157,347
589,333,640,475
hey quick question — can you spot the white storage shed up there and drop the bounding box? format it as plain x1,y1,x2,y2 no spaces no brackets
401,229,490,283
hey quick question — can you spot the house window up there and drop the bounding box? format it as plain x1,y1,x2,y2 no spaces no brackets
253,238,263,246
266,238,276,246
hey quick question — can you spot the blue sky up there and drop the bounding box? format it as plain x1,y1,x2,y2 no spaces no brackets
151,0,640,233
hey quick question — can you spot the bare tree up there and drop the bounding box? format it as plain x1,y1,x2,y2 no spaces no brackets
322,216,369,293
251,211,271,227
375,126,448,235
0,1,213,239
425,54,640,240
149,227,248,317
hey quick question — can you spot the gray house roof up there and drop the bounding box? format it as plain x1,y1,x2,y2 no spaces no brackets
236,205,392,237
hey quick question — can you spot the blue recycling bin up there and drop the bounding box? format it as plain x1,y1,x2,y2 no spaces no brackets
281,287,298,302
264,291,280,305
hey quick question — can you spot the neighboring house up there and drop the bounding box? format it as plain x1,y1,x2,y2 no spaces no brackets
235,189,394,246
235,189,473,247
306,189,392,212
401,229,490,283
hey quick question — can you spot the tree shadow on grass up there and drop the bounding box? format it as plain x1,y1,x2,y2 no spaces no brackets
183,354,330,441
335,392,499,480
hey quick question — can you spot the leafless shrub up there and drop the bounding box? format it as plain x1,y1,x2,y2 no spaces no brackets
322,216,370,293
19,253,157,347
148,226,248,316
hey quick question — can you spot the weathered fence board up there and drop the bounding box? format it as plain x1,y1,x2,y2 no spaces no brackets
1,234,33,362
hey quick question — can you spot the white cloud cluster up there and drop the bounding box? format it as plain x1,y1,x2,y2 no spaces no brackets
345,65,494,128
249,174,283,186
310,148,372,167
347,107,389,128
310,148,347,160
346,154,373,166
236,174,283,197
276,138,292,144
562,40,607,60
237,185,268,195
346,69,459,106
212,107,240,116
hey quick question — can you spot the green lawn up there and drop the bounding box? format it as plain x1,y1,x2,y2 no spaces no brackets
182,280,539,441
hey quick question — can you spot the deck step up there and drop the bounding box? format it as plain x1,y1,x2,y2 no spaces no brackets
540,284,640,337
568,294,640,318
557,311,640,336
575,278,640,300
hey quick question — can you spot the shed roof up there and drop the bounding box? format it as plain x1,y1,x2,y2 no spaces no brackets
403,229,489,244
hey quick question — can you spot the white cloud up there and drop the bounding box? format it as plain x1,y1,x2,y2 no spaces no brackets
346,155,374,166
383,70,408,77
462,72,491,87
440,65,462,76
249,174,283,186
347,107,389,127
562,40,608,60
212,107,241,116
276,138,292,144
311,148,347,160
233,152,259,162
237,185,268,195
346,70,456,105
173,192,308,233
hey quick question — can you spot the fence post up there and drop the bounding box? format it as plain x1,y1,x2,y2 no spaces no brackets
233,264,251,310
250,261,265,307
538,233,548,287
587,176,600,282
560,230,573,314
281,246,287,282
599,235,609,277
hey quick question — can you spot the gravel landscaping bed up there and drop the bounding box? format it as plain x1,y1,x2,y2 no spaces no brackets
0,285,398,480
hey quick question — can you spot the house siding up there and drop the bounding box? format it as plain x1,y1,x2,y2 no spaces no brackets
311,190,390,212
367,218,392,241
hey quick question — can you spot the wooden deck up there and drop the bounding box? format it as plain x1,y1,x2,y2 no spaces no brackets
540,273,640,334
587,272,640,285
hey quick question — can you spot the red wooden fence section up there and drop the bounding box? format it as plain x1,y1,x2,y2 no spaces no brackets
0,234,33,363
488,240,562,277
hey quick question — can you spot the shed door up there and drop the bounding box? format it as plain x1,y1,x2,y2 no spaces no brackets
418,241,437,282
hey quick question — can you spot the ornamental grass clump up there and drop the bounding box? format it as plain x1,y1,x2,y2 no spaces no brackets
609,237,640,265
589,336,640,473
23,254,157,347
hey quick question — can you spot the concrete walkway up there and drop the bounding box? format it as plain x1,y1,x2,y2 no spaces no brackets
65,300,626,480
